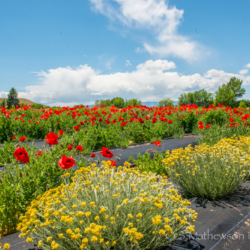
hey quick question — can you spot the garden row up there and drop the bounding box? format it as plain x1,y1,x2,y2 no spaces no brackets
1,103,250,148
1,131,250,248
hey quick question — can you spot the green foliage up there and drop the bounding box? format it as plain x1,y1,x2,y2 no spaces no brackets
158,98,174,107
178,89,213,107
0,99,6,108
228,77,246,98
7,88,20,109
19,102,27,107
95,97,141,108
111,97,125,108
179,112,198,133
125,98,141,106
0,142,89,235
236,99,250,107
196,124,250,146
0,117,13,143
214,77,245,107
128,151,167,176
30,103,45,109
238,101,247,108
201,109,229,126
214,84,236,107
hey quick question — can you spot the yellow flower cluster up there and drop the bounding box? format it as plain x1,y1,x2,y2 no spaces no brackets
17,161,196,249
0,236,10,250
163,136,250,199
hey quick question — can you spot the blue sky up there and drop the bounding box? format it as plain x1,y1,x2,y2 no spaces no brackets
0,0,250,106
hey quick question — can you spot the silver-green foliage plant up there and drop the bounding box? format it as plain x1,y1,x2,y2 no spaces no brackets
163,137,250,199
18,162,197,250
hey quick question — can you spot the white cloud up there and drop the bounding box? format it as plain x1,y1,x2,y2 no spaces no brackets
0,91,8,98
89,0,207,61
246,63,250,68
16,60,250,106
136,59,176,71
239,69,248,75
125,60,132,66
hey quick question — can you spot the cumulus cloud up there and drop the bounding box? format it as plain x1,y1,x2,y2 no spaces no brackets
136,59,176,71
125,60,132,66
239,69,249,75
0,91,8,98
89,0,206,61
16,60,250,106
246,63,250,68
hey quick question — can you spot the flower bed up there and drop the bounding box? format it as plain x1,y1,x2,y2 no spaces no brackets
17,162,197,250
1,103,250,149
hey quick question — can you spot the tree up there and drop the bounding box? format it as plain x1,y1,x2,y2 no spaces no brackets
214,84,236,107
214,77,245,107
178,93,189,105
158,98,174,107
227,77,245,98
193,89,213,107
111,97,125,108
7,88,20,109
178,89,213,107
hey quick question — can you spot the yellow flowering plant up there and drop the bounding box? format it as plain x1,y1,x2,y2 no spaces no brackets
163,136,250,199
0,235,10,249
17,161,196,249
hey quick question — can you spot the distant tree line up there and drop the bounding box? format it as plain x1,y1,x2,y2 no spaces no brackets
95,97,141,108
177,77,247,108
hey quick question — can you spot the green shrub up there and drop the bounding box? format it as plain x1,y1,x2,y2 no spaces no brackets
163,137,250,199
238,101,247,109
128,151,167,176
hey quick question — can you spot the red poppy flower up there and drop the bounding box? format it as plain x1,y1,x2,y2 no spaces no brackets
76,145,84,151
45,132,59,145
13,147,30,163
58,155,75,170
73,125,80,131
205,124,211,129
198,121,203,126
154,141,161,147
34,150,42,157
68,145,73,151
35,122,39,124
152,117,157,123
80,121,84,125
90,152,96,158
20,136,26,142
168,120,173,124
100,147,114,158
229,118,234,122
199,125,204,129
107,160,117,166
11,136,16,140
138,118,144,123
120,121,129,127
58,130,64,135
